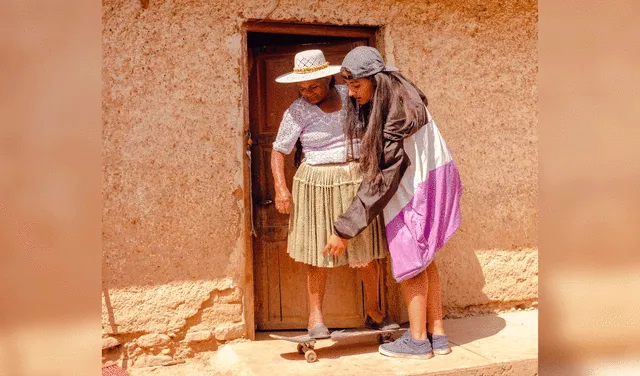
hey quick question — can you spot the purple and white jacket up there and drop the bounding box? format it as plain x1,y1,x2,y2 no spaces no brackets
333,91,463,282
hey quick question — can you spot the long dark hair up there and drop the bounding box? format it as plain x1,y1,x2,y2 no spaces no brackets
345,71,428,188
294,76,337,167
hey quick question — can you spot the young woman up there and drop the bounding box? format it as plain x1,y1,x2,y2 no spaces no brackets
322,46,463,359
272,49,398,339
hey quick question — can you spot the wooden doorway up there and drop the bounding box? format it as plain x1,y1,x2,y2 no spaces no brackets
245,23,379,331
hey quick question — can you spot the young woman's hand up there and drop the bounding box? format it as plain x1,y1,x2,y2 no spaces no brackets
322,234,348,257
274,187,292,214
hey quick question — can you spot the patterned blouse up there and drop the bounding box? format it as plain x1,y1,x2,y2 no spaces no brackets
272,85,358,165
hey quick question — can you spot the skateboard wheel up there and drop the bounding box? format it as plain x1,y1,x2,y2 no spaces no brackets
297,343,304,354
304,350,317,363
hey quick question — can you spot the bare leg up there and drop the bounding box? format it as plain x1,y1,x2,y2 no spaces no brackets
426,261,445,335
307,265,328,329
359,261,384,322
401,268,428,340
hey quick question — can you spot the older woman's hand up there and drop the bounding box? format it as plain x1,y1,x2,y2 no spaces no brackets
322,234,348,257
274,187,292,214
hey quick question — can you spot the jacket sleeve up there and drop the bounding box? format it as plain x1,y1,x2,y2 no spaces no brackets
333,100,421,239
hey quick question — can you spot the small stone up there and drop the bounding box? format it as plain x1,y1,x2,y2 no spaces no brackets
134,354,173,368
217,288,242,304
162,360,186,366
148,355,173,367
137,333,171,348
161,348,172,355
214,323,245,341
131,347,143,357
185,330,213,343
102,336,120,350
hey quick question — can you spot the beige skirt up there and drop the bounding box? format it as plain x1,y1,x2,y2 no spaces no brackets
287,161,388,268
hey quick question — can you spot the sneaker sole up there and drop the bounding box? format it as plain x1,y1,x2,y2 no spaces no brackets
433,348,452,355
378,346,434,360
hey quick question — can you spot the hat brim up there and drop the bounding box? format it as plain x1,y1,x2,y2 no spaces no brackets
275,65,342,83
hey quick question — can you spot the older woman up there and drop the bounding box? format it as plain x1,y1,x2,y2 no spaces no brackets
272,49,398,339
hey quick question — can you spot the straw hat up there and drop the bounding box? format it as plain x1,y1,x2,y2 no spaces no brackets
275,49,341,83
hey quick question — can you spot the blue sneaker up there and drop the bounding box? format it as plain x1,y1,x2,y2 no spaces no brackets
379,330,434,359
427,333,452,355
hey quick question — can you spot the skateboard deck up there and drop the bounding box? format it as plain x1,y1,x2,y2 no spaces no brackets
330,327,403,340
270,327,405,363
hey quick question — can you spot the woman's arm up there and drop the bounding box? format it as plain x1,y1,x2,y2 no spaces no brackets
323,102,425,256
270,149,292,214
271,107,304,214
335,138,410,238
323,138,409,256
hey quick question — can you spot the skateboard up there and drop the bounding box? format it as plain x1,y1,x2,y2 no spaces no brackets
269,327,405,363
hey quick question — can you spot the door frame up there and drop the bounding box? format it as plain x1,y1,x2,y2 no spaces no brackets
240,22,378,340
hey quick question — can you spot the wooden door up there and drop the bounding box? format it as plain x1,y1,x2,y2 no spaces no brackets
250,39,370,330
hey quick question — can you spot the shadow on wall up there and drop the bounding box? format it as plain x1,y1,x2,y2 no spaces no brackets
385,233,507,342
102,279,126,367
103,282,119,335
438,236,491,313
438,236,508,343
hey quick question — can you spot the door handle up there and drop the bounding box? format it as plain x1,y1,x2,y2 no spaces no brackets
245,130,254,150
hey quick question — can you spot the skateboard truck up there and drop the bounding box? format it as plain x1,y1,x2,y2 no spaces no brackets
296,342,317,362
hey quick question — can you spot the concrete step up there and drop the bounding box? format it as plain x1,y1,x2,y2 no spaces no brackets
131,310,538,376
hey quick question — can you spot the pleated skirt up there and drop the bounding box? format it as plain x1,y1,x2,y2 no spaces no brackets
287,161,388,268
